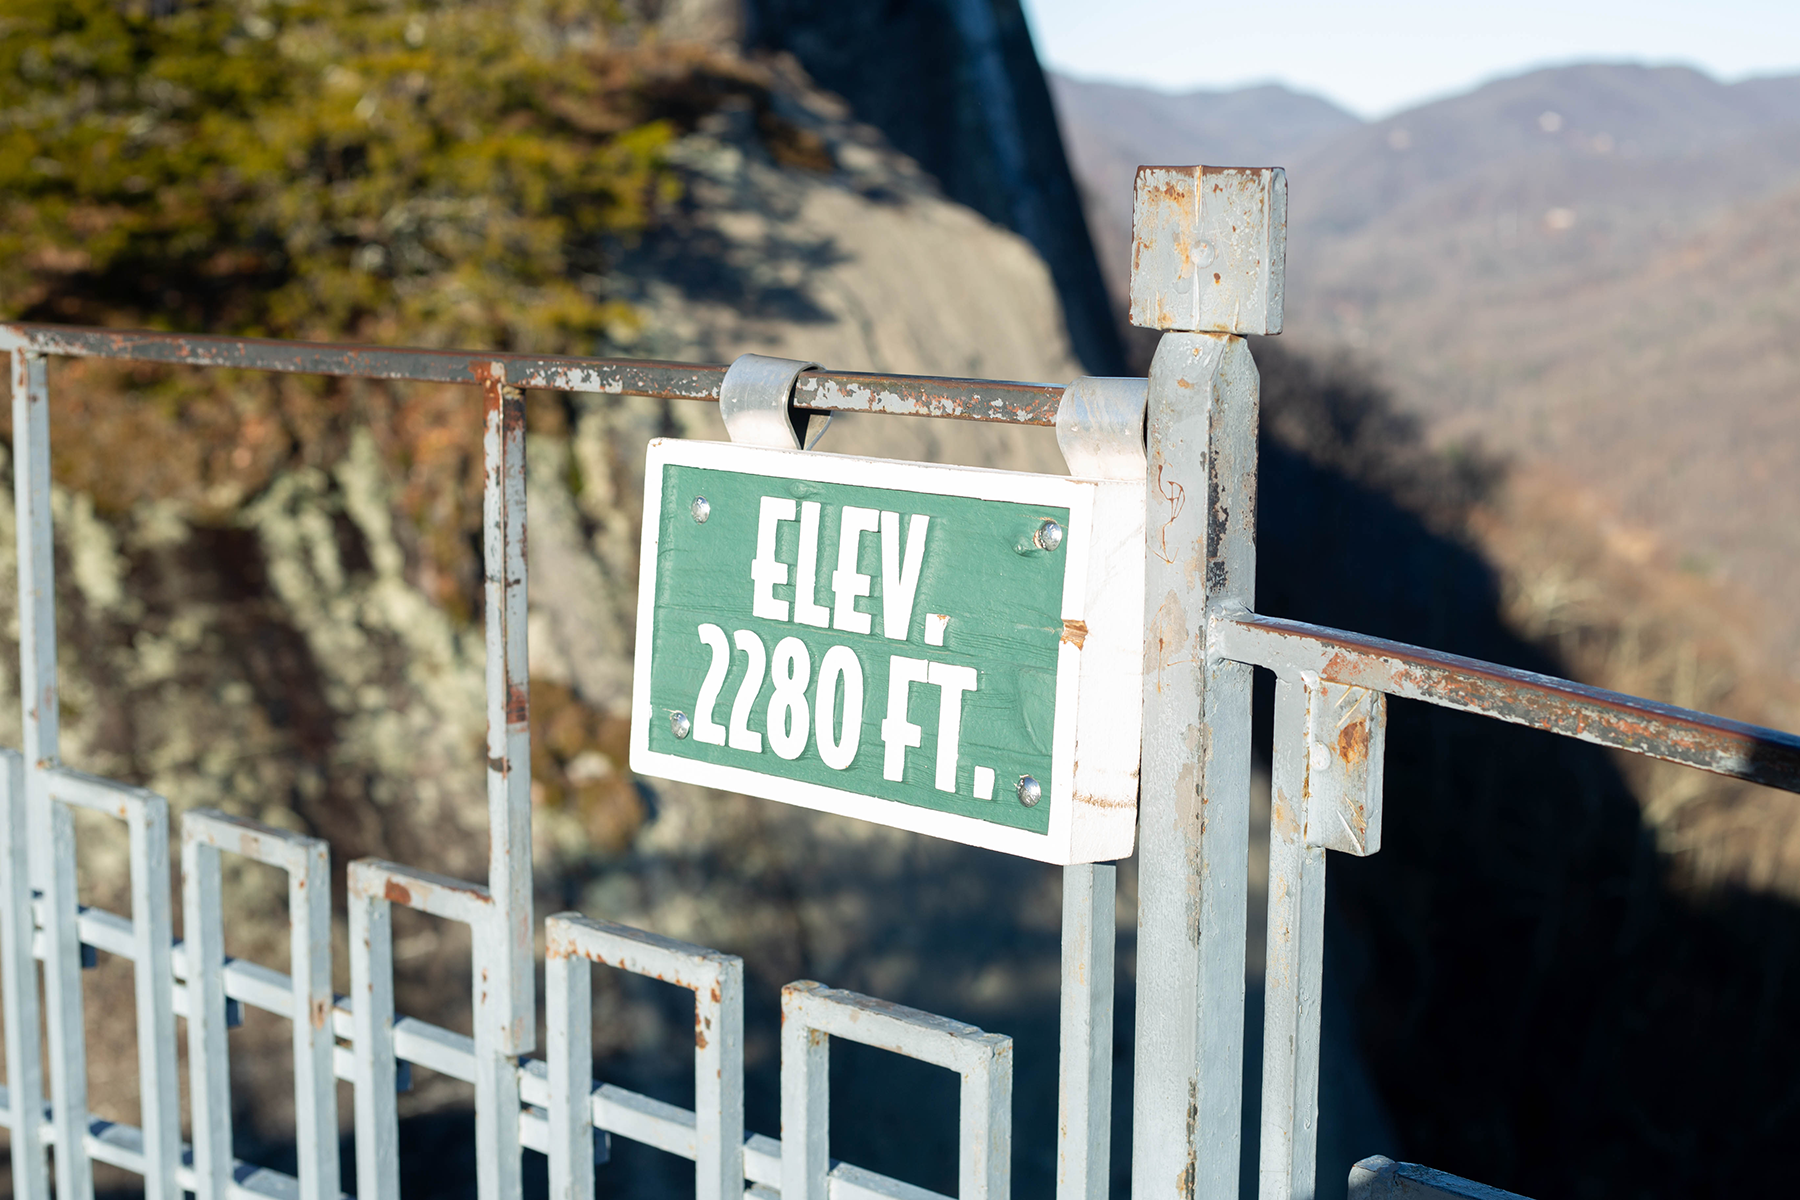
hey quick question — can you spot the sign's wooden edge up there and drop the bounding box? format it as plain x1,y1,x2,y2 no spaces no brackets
628,438,1143,865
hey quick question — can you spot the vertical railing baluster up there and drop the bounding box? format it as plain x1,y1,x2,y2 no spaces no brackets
1259,677,1329,1200
13,348,92,1200
780,998,831,1200
350,865,400,1200
482,370,534,1051
480,368,532,1200
546,938,592,1200
693,951,745,1200
474,930,525,1200
128,794,180,1200
0,749,48,1198
290,835,337,1200
184,831,233,1200
1057,862,1116,1200
1259,673,1385,1200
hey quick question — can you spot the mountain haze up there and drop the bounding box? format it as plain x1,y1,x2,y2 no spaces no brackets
1051,61,1800,673
1050,73,1361,296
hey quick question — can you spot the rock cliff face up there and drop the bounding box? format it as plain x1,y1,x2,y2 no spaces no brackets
5,42,1098,1197
742,0,1126,375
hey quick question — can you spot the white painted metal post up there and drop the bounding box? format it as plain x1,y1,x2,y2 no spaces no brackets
480,370,534,1059
127,794,181,1200
1259,677,1329,1200
1129,165,1285,1200
184,833,233,1200
0,748,47,1199
545,940,592,1200
288,831,338,1200
12,348,93,1200
45,770,180,1200
474,922,526,1200
780,988,832,1200
350,863,400,1200
1259,675,1385,1200
1057,863,1116,1200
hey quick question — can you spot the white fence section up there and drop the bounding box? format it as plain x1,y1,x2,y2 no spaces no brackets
5,164,1800,1200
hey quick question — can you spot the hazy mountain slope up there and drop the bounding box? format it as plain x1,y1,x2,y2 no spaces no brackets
1055,61,1800,674
1049,73,1361,296
1417,175,1800,631
1283,65,1800,669
1292,63,1800,238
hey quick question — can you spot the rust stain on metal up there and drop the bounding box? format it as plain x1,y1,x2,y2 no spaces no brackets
501,384,525,434
1180,1083,1198,1199
1337,719,1370,767
383,880,412,906
1220,610,1800,793
1270,789,1300,839
1061,618,1089,648
507,682,529,727
1073,790,1134,809
311,997,330,1029
6,321,1070,422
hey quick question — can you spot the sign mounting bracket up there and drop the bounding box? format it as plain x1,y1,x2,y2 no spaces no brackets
719,353,824,450
1055,376,1148,482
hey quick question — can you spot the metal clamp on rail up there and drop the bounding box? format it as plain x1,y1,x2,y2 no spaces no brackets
719,353,826,450
1054,376,1147,481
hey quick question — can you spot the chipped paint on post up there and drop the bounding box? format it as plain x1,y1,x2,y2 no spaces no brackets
480,369,536,1061
1299,674,1386,857
1129,167,1287,336
1132,330,1261,1200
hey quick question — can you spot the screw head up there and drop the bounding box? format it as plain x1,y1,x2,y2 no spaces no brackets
1016,775,1042,807
691,496,711,523
670,711,692,740
1035,520,1065,552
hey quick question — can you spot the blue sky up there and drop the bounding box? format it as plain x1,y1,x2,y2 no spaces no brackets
1019,0,1800,118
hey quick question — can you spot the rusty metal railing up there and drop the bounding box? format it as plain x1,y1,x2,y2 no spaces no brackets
4,166,1800,1200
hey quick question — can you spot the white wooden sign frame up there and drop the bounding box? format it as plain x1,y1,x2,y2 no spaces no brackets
629,438,1144,864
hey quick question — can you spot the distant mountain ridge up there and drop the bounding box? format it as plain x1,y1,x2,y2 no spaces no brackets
1051,60,1800,673
1049,73,1361,292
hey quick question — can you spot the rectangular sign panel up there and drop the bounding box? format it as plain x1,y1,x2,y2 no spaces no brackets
629,439,1143,864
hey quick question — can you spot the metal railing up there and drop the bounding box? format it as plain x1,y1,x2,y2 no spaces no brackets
3,173,1800,1200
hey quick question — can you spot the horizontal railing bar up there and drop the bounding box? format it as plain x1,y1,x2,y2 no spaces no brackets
0,322,1064,425
0,1083,322,1199
1213,608,1800,793
741,1132,949,1200
24,898,943,1198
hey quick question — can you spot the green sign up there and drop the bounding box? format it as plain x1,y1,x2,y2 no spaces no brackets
630,439,1145,864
